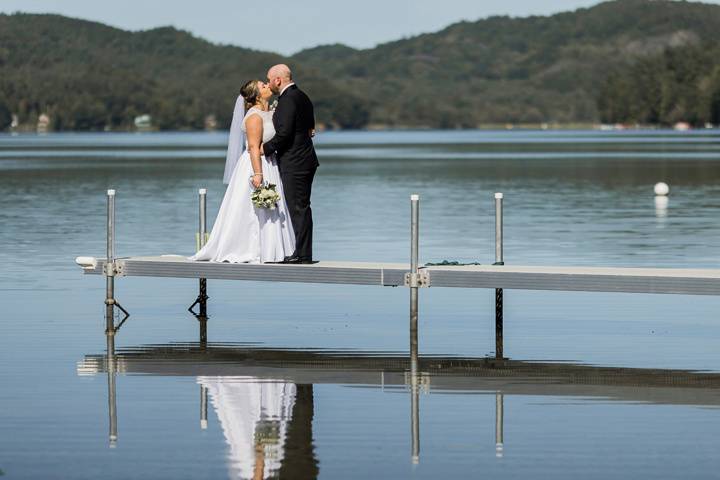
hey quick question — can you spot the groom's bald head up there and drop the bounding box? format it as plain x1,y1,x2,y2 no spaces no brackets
268,64,292,81
267,64,293,94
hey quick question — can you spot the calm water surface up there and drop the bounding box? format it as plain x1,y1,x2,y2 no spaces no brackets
2,130,720,478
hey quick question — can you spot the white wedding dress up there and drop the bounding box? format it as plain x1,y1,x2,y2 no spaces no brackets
190,107,295,263
198,376,297,479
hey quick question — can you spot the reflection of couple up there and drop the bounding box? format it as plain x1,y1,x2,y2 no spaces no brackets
199,377,317,480
191,64,318,265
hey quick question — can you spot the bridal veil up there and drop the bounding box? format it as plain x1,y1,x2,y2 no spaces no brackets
223,94,246,184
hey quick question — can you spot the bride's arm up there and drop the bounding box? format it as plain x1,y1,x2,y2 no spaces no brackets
245,114,264,188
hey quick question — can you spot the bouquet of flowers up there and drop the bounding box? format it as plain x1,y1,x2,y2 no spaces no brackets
251,182,281,209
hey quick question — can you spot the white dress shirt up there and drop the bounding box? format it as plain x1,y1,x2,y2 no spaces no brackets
280,82,295,96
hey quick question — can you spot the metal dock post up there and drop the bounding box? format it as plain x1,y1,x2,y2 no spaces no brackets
104,189,129,334
199,188,208,318
103,190,123,445
494,193,504,360
105,189,116,334
410,194,420,378
410,194,420,464
189,188,209,327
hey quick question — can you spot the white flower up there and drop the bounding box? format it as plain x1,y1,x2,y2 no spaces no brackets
251,184,280,209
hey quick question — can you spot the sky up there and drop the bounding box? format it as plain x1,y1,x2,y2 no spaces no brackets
2,0,719,55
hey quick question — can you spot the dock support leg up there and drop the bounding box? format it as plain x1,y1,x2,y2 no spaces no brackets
410,284,419,377
198,314,208,345
104,189,130,334
495,289,503,359
189,189,209,319
494,193,504,360
409,194,420,464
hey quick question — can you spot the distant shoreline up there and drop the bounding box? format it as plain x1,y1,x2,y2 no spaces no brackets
3,123,717,135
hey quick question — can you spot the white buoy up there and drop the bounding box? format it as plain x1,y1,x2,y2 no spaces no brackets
654,182,669,196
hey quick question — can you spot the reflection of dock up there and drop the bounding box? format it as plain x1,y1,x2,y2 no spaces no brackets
80,344,720,405
82,343,720,468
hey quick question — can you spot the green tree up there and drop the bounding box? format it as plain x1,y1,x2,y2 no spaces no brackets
0,100,11,130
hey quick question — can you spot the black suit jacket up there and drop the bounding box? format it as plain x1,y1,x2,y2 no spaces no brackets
263,84,319,173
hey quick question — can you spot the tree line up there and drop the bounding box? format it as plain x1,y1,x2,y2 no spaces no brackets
0,14,369,132
598,44,720,126
2,5,720,131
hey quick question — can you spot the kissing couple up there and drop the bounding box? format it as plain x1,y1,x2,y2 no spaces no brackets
191,64,318,265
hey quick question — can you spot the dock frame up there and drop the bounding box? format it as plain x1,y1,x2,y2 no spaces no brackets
77,189,720,361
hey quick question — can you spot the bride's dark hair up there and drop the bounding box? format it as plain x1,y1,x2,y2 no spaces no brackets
240,80,261,111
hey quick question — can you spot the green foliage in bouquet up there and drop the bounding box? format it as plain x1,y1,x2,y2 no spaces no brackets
254,419,281,446
251,183,281,209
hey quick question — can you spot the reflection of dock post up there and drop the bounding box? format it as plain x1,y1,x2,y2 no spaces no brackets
410,373,420,465
494,193,504,360
409,194,420,464
106,332,118,447
200,385,208,430
495,392,504,458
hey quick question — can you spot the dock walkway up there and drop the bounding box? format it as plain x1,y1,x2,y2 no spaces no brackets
82,255,720,296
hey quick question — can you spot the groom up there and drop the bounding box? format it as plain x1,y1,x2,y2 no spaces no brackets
263,64,319,264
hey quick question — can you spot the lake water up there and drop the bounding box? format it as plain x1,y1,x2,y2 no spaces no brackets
2,130,720,478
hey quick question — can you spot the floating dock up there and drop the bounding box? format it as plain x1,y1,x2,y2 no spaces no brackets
81,255,720,295
76,189,720,365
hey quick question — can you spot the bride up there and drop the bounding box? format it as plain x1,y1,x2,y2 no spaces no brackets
190,80,295,263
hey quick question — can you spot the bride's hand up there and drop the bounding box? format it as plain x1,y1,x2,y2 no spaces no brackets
251,173,263,188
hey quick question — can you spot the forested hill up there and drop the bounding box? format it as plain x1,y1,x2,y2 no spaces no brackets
294,0,720,127
0,14,369,131
2,0,720,131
